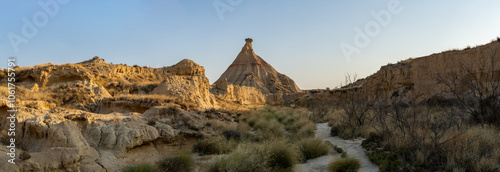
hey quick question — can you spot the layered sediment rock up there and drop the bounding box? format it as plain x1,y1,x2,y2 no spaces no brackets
0,57,232,171
356,41,500,103
212,78,266,105
152,59,217,109
214,38,300,94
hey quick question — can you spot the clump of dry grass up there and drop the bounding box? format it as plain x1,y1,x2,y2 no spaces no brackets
158,151,194,172
192,136,237,155
207,119,236,131
240,106,315,141
445,125,500,171
206,140,301,172
328,157,361,172
297,138,330,161
207,143,270,172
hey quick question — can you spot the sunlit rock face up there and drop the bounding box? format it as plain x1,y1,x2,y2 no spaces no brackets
214,38,301,94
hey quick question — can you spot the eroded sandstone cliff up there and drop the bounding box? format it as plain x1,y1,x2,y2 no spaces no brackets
214,38,301,94
0,57,239,171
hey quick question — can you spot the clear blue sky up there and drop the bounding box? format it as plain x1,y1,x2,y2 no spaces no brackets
1,0,499,89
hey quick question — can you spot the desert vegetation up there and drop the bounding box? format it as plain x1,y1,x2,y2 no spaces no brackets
3,39,499,172
158,152,195,172
203,107,333,172
120,106,338,172
328,157,361,172
320,99,500,171
124,164,158,172
303,52,500,171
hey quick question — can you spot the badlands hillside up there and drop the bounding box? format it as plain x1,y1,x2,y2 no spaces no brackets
0,38,499,171
0,39,302,171
0,57,230,171
302,39,500,107
296,39,500,171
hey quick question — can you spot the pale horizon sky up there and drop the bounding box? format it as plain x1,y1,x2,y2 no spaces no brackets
1,1,500,89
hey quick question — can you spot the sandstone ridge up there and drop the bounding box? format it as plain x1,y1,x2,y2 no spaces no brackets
0,56,261,171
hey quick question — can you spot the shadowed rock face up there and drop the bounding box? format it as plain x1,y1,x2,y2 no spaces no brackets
357,41,500,104
214,38,300,94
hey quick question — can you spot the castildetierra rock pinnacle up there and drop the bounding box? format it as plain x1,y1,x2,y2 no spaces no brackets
214,38,300,93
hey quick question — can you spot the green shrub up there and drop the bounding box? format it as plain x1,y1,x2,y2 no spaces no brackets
330,125,340,136
341,152,347,158
334,146,344,154
123,163,159,172
367,149,409,171
207,140,302,172
242,106,313,141
361,133,383,151
253,119,287,141
222,130,241,141
328,158,361,172
207,144,270,172
291,120,316,138
267,141,301,171
158,152,194,172
193,136,233,155
297,138,329,160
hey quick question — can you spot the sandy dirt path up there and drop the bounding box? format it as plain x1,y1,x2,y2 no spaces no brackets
294,123,379,172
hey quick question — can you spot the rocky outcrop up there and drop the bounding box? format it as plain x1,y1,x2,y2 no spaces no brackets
0,56,245,171
212,79,266,105
17,63,94,88
165,59,205,76
152,59,217,109
0,103,233,171
214,38,301,94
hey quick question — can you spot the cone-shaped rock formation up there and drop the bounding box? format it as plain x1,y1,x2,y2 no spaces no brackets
214,38,300,93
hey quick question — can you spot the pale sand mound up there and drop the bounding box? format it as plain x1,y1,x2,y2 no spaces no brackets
294,123,378,172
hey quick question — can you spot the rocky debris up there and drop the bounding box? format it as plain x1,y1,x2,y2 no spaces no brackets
214,38,301,94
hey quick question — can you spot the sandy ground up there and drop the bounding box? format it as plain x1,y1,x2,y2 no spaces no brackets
294,123,379,172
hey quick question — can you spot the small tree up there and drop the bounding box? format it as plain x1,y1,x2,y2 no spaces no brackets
339,73,379,127
437,50,500,125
